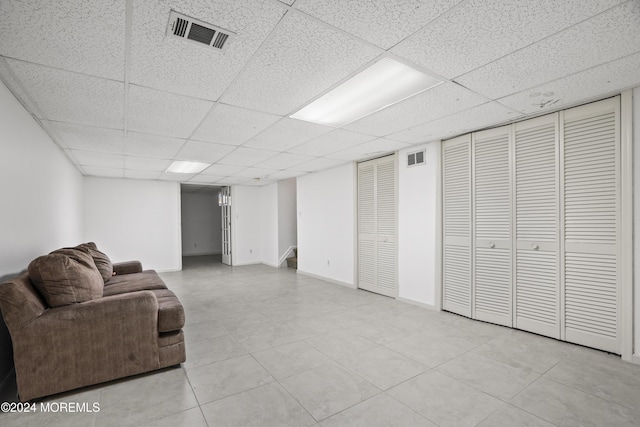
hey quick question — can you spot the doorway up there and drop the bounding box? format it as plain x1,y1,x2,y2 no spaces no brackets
180,184,226,267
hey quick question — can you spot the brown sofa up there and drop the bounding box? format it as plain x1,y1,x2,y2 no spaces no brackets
0,243,186,402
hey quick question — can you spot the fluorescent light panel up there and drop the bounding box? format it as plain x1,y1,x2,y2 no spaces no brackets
291,58,441,127
166,160,211,174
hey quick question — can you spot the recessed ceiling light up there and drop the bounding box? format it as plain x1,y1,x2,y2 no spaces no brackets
291,57,441,127
166,160,211,174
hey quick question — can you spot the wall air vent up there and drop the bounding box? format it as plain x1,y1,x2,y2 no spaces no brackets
166,11,235,51
407,149,425,167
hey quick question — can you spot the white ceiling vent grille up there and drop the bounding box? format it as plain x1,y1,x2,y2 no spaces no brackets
407,149,425,167
166,11,235,51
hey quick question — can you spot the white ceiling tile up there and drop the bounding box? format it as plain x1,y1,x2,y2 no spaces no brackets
391,0,624,79
175,141,235,163
344,82,486,136
124,156,171,171
215,176,252,185
0,0,125,80
253,152,314,170
130,0,285,100
267,170,308,180
201,164,247,176
188,175,227,184
328,138,411,161
233,167,279,178
124,170,161,180
192,103,282,145
7,60,124,128
241,179,276,186
389,102,521,143
127,85,214,138
294,0,459,49
69,150,125,168
51,122,124,154
221,13,380,115
245,118,333,151
289,129,376,157
291,157,347,172
455,1,640,99
217,146,279,166
82,166,124,178
124,132,185,159
498,52,640,114
157,172,196,182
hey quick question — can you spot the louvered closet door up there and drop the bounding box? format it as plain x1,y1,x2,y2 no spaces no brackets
357,155,397,297
473,126,512,326
562,98,620,353
514,114,560,338
442,135,472,317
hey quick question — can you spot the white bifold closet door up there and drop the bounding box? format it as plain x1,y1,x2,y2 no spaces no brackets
472,126,512,327
442,135,472,316
562,98,620,353
357,154,397,297
514,114,560,338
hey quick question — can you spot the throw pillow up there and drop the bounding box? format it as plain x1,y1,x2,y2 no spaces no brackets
28,250,104,307
74,242,113,282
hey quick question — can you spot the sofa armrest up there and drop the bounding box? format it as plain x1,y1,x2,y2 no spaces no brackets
13,291,160,401
112,260,143,275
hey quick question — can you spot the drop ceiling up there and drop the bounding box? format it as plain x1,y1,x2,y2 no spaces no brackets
1,0,638,186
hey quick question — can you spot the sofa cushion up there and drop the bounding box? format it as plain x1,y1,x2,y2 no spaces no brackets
103,271,167,296
28,250,103,307
74,242,113,282
151,289,185,332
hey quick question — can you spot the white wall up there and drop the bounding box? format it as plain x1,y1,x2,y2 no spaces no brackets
297,163,355,286
398,142,440,307
232,185,263,265
0,80,83,276
181,192,221,256
261,183,279,267
633,86,640,357
83,177,181,272
278,178,298,265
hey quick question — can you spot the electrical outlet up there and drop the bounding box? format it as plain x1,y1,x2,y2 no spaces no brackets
327,260,330,266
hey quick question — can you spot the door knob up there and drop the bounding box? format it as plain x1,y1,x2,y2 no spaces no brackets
489,242,495,248
531,244,539,250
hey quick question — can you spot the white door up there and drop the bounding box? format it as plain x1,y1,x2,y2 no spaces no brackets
513,114,560,338
442,134,472,317
472,126,512,327
220,186,232,266
357,155,397,297
562,98,620,353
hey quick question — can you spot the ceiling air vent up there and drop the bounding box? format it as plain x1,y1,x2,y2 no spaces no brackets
166,11,235,51
407,149,425,167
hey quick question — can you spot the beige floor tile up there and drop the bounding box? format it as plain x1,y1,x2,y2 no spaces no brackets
252,341,332,379
476,404,556,427
280,362,380,421
320,394,436,427
186,354,273,405
141,407,207,427
201,382,316,427
182,334,247,369
387,370,503,427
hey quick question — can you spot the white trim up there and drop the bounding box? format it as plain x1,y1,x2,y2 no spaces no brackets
633,354,640,365
434,141,443,311
278,245,297,268
297,269,357,289
397,296,438,311
620,90,634,362
232,261,262,267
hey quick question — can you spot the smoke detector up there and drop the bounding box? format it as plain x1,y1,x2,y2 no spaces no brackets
166,10,235,51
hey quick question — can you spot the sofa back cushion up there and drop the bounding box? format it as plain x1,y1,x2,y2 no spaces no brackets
28,250,104,307
74,242,113,282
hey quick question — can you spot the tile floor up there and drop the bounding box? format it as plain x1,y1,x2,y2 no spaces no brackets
2,255,640,426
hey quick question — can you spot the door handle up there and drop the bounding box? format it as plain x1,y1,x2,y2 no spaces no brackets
489,242,495,248
531,243,539,250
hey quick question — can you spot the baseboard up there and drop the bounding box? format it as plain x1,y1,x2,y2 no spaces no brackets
633,353,640,365
296,270,356,289
396,296,438,311
232,261,262,267
262,261,279,269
